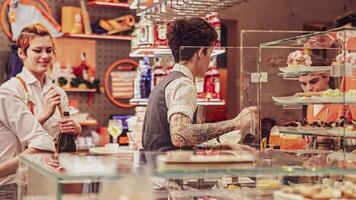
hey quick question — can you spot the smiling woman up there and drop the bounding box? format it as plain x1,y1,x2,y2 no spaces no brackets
17,24,56,83
1,23,81,141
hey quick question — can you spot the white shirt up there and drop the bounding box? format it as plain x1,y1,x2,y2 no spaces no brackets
165,63,197,122
2,68,69,139
0,87,55,185
313,104,324,117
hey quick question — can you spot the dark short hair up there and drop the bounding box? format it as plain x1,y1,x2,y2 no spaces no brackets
335,11,356,28
167,18,217,63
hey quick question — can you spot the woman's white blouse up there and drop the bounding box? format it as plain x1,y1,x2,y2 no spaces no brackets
2,68,69,139
0,87,55,185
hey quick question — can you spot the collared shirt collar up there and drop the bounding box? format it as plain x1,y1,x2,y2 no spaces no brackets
172,63,194,81
20,67,37,85
19,68,54,94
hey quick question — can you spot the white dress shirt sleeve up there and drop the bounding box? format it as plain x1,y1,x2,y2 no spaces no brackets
0,88,55,151
165,77,197,122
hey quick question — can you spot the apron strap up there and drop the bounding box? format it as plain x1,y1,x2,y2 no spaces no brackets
16,76,35,115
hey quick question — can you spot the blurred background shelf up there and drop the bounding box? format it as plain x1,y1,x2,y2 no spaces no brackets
87,1,130,8
63,88,97,93
64,33,132,41
79,120,98,126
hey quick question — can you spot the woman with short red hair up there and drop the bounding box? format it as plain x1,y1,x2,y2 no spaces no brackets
2,23,81,140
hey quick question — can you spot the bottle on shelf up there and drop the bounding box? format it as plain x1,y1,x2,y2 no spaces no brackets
153,57,167,86
140,56,152,98
154,21,168,47
119,115,131,146
195,76,205,99
206,12,221,46
166,56,174,74
138,15,154,47
204,58,220,100
73,52,89,80
65,64,73,88
80,0,92,35
134,61,142,99
131,24,139,50
57,111,77,153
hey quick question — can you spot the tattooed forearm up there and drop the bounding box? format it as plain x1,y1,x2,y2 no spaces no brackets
170,113,236,147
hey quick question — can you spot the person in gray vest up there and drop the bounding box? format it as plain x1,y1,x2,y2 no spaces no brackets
142,18,257,152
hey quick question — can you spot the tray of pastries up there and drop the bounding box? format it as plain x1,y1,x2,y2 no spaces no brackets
273,89,356,105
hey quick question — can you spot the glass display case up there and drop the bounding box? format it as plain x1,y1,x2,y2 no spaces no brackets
258,27,356,148
145,29,356,199
146,149,356,199
251,27,356,199
18,28,356,200
18,153,152,200
19,150,356,199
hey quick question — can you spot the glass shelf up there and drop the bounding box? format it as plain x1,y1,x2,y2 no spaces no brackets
260,27,356,48
145,150,356,179
153,165,356,179
272,96,356,105
277,126,356,139
277,66,332,79
19,154,132,182
20,151,356,181
129,47,225,57
130,98,226,106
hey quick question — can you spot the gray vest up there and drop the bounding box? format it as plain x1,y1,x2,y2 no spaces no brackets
142,71,196,151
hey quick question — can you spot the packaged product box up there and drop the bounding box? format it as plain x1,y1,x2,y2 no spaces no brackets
61,6,83,34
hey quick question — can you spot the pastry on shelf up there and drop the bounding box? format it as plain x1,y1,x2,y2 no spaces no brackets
309,120,328,128
278,50,314,74
277,180,356,199
287,50,312,68
322,89,343,97
273,88,356,105
294,91,324,97
283,117,356,129
346,89,356,97
284,119,308,127
333,51,356,66
283,119,331,128
294,89,343,98
303,154,335,168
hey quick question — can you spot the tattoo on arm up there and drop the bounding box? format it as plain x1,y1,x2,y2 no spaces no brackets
170,113,236,147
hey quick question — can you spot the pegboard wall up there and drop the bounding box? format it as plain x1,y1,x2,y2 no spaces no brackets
0,0,137,133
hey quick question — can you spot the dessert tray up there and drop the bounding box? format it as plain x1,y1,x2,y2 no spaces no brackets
158,151,255,164
326,128,356,137
278,66,331,74
89,146,134,154
327,152,356,163
273,89,356,105
277,126,356,138
272,96,356,105
274,178,356,200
